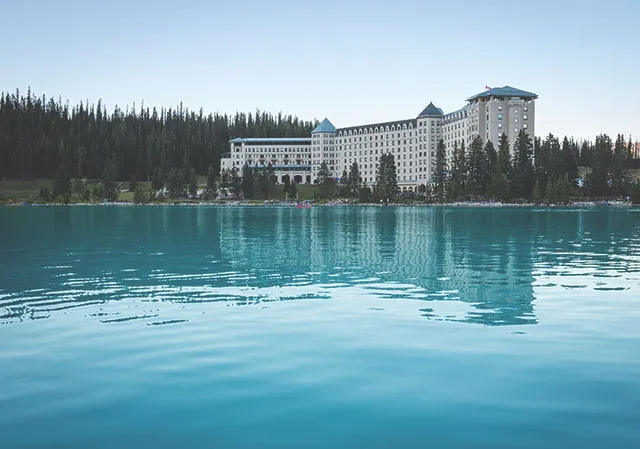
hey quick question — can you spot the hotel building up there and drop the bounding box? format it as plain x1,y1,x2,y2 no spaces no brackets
221,86,537,190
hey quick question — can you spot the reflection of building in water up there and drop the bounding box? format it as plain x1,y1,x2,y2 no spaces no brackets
217,207,538,326
308,207,537,326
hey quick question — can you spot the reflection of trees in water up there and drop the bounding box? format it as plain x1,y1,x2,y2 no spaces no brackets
219,207,541,326
3,206,637,326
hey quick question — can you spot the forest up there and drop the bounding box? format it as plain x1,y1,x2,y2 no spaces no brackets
0,88,315,181
0,88,639,204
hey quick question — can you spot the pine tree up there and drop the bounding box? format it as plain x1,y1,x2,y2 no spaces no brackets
241,164,254,199
289,181,297,200
151,166,164,191
101,157,118,201
511,130,535,200
434,139,447,202
317,162,330,185
374,153,398,202
52,161,71,200
188,168,197,198
589,134,612,198
129,174,138,192
484,140,498,199
347,162,362,197
229,167,242,198
166,167,184,199
467,136,485,199
611,134,629,196
205,164,217,199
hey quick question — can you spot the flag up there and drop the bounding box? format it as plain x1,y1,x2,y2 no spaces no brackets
485,85,491,90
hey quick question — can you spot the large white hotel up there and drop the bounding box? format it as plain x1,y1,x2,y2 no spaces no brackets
221,86,537,191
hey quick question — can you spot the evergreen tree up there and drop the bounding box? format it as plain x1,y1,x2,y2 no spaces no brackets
289,181,297,200
347,162,362,197
448,140,467,201
241,164,254,199
52,161,71,200
511,130,535,200
229,167,242,198
374,153,398,202
484,140,498,199
205,164,217,199
151,166,164,191
589,134,612,197
166,167,184,199
101,158,118,201
188,168,197,198
467,136,485,198
434,138,447,201
129,174,137,192
611,134,629,196
563,136,579,188
317,162,330,185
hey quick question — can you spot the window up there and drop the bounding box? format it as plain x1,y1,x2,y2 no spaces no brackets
514,109,519,114
523,114,528,120
498,114,502,120
514,118,519,124
498,123,502,129
524,124,528,129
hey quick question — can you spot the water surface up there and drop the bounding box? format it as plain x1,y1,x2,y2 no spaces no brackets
1,206,639,448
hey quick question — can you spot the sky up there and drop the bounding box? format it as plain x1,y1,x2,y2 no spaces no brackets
2,0,639,141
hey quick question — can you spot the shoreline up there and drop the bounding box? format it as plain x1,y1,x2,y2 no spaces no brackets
3,200,634,208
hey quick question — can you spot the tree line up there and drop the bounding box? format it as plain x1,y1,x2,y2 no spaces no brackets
2,88,639,204
0,88,316,183
307,130,639,204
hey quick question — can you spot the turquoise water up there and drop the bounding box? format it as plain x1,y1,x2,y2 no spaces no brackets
1,206,639,448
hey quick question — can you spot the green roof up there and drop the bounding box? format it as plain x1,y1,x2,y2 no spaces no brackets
466,86,538,102
417,102,443,117
312,118,336,134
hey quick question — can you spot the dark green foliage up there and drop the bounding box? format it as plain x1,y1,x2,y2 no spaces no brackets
434,139,447,201
188,168,197,198
229,167,242,198
38,186,52,202
133,186,147,204
611,134,630,196
316,162,330,185
588,135,613,197
205,164,217,199
52,162,71,199
253,164,275,200
151,166,164,191
467,136,485,198
358,185,371,202
347,162,362,197
511,130,535,200
447,141,467,201
101,157,118,201
166,167,184,199
241,164,254,199
631,183,640,205
0,89,315,182
374,153,398,202
289,182,298,200
129,174,137,192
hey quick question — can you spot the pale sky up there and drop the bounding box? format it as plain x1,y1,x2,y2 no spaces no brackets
2,0,639,141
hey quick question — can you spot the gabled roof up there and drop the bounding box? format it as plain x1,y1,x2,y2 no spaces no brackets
466,86,538,102
417,102,443,118
312,118,336,134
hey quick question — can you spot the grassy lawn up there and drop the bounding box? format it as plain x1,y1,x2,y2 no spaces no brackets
0,179,53,202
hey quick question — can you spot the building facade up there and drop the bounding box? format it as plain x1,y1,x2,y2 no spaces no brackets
220,86,537,190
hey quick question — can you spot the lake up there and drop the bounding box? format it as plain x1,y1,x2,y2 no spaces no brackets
0,205,639,448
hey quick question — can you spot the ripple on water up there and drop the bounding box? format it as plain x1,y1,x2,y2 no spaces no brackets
0,206,639,448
